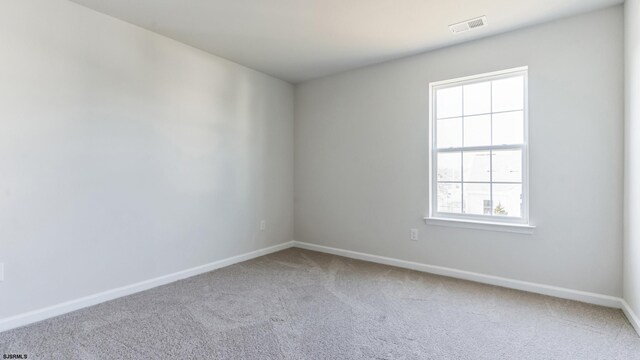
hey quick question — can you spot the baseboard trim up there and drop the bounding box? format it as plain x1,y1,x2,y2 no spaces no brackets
2,240,637,337
293,241,622,308
0,241,295,333
621,300,640,335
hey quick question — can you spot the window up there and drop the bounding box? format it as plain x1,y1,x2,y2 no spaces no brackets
428,67,530,228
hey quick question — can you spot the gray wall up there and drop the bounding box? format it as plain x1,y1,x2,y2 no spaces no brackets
625,0,640,317
0,0,294,319
295,6,624,296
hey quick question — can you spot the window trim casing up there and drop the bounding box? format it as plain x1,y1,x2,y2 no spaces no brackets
427,66,531,228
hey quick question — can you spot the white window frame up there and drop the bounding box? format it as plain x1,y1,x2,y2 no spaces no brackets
425,67,534,233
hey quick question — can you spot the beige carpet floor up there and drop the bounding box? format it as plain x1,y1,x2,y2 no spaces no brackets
1,248,639,359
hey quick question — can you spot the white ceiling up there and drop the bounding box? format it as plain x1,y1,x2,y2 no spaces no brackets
70,0,622,83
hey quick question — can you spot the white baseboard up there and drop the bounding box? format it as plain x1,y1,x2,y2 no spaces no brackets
2,239,638,337
621,300,640,335
0,241,295,333
293,241,623,309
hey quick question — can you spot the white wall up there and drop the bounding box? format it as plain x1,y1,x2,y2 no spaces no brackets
0,0,293,319
624,0,640,319
295,6,624,297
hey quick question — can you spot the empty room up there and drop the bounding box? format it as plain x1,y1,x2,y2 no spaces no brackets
1,0,640,358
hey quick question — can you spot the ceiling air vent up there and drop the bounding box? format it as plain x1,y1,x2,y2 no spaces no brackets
449,16,487,34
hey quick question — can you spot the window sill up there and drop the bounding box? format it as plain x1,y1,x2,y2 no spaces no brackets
423,217,535,234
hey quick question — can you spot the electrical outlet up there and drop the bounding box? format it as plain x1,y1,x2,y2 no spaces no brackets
410,229,418,241
260,220,266,231
0,263,4,282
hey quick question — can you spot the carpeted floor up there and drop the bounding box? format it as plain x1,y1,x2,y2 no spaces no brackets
1,248,639,359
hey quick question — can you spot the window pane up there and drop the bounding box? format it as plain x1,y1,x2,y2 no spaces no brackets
493,149,522,183
463,183,491,215
432,70,527,222
463,81,491,116
463,115,491,147
436,86,462,119
437,152,461,181
437,183,462,213
492,76,524,112
493,111,524,145
436,118,462,148
463,151,490,182
492,184,522,217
